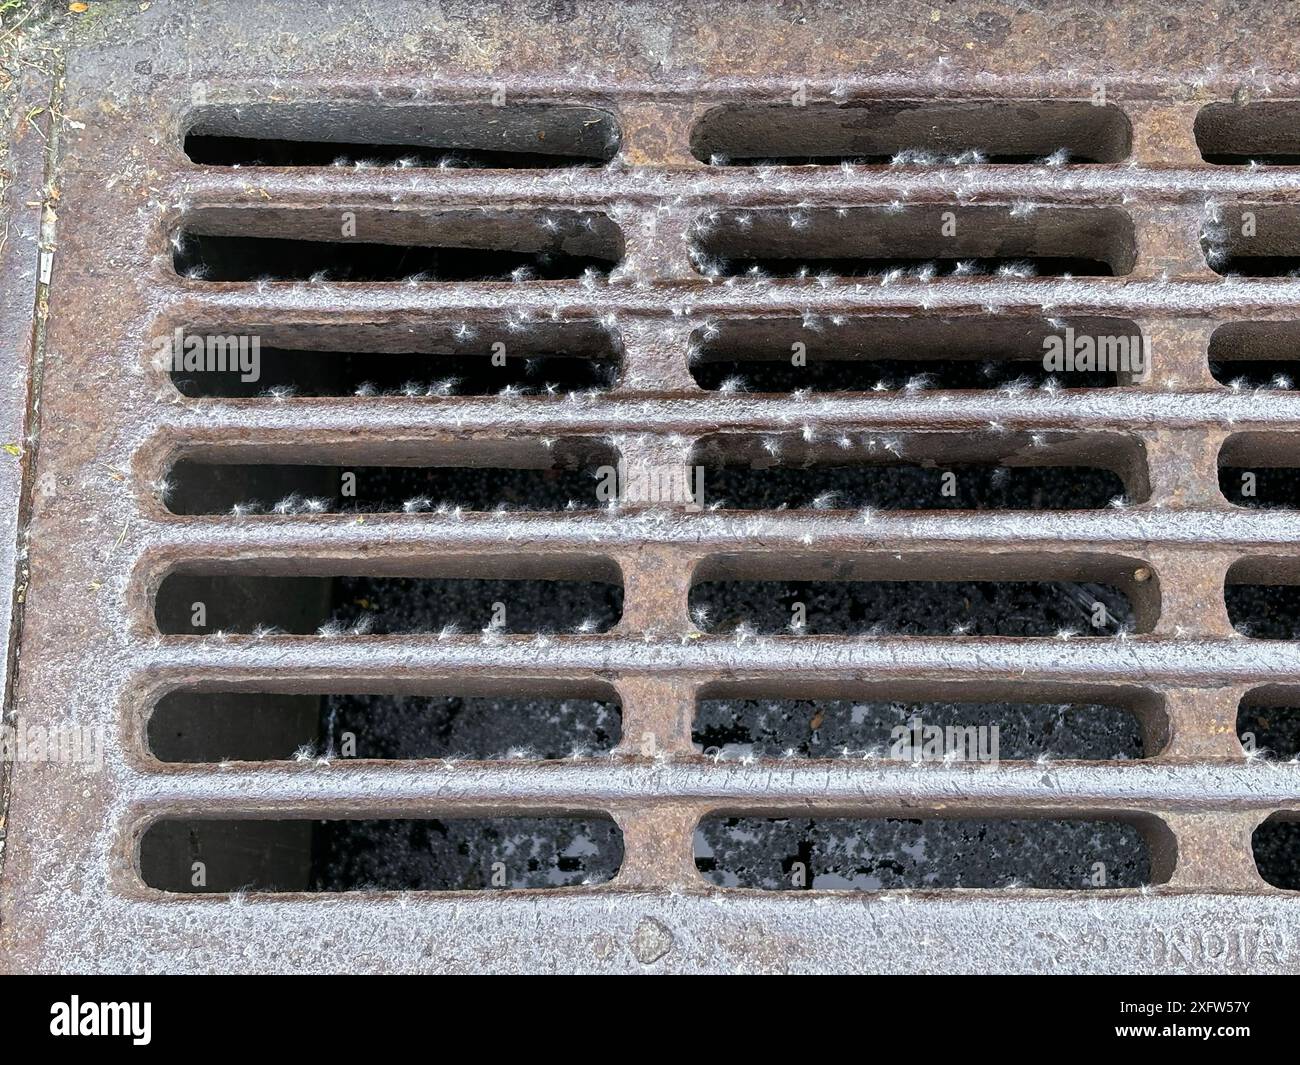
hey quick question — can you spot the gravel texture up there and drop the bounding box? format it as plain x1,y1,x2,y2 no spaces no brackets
311,818,624,891
691,578,1133,636
695,817,1150,890
322,695,620,760
694,698,1144,760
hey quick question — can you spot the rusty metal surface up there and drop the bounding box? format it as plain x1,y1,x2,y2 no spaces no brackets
2,0,1300,972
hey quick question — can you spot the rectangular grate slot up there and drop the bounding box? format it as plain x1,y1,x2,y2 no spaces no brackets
1218,432,1300,508
1227,594,1300,639
1218,465,1300,508
1202,205,1300,275
694,695,1149,760
700,464,1127,511
21,0,1300,978
690,315,1141,391
1208,321,1300,389
1224,559,1300,638
1237,691,1300,760
167,320,620,398
691,101,1132,165
1195,102,1300,164
1252,817,1300,889
173,207,624,281
139,817,624,892
690,578,1144,636
691,206,1136,278
694,816,1154,889
1226,588,1300,638
174,234,618,282
184,102,620,167
693,431,1138,510
165,441,615,515
701,464,1127,511
154,569,624,635
168,464,606,515
148,685,621,762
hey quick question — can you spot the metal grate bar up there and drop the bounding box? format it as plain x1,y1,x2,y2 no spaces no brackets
127,638,1299,687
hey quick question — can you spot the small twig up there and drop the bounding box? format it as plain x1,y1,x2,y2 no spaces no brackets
0,4,35,46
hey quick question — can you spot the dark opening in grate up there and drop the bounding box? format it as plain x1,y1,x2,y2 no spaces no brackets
690,101,1131,165
167,462,609,515
139,817,624,892
184,102,620,168
700,464,1126,511
1195,102,1300,165
148,685,621,762
1252,817,1300,889
1224,559,1300,638
691,431,1138,510
1202,205,1300,275
690,578,1142,636
1218,465,1300,508
694,695,1150,759
154,568,624,635
691,206,1136,278
1227,588,1300,638
1218,433,1300,508
173,207,624,281
694,816,1155,889
1236,691,1300,760
164,439,616,515
700,464,1127,511
166,319,621,398
689,315,1142,391
1208,321,1300,389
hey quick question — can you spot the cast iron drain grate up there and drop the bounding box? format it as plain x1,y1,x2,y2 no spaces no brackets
3,0,1300,973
